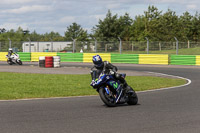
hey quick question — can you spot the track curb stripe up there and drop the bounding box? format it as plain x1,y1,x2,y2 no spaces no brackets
137,72,191,93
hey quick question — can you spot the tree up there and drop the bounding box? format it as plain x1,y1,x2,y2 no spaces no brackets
144,5,162,41
118,13,133,41
131,15,146,41
64,22,89,51
92,10,119,41
179,11,193,41
41,31,64,41
64,22,88,41
191,12,200,41
158,9,180,41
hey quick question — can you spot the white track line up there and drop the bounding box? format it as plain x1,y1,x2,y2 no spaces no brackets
0,72,192,102
137,71,192,93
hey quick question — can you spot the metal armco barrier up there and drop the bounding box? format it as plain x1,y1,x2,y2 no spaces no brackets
139,54,169,65
170,55,196,65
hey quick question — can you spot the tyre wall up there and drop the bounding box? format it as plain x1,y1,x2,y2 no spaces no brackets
31,52,57,61
53,56,61,67
39,56,45,67
45,56,53,68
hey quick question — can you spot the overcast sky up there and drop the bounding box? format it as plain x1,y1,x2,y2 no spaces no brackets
0,0,200,36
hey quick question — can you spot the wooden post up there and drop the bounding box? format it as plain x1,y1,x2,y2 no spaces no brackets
159,42,161,51
132,42,134,52
188,40,190,48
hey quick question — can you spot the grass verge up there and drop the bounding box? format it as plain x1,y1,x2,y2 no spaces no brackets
0,72,186,100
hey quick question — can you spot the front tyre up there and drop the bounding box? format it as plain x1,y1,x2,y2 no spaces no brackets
99,87,116,107
17,60,22,65
127,87,138,105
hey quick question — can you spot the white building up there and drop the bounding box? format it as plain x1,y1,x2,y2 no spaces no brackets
22,41,73,52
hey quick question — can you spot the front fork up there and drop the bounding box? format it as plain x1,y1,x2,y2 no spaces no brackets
104,85,123,103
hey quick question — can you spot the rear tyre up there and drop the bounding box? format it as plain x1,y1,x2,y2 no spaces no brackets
99,87,116,107
7,59,13,65
127,87,138,105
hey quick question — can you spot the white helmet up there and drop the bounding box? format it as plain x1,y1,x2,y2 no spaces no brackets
9,48,13,51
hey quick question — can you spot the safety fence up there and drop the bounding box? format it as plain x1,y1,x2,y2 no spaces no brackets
2,40,200,54
0,52,200,66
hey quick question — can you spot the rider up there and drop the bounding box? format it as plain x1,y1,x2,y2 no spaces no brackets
7,48,14,59
91,54,128,90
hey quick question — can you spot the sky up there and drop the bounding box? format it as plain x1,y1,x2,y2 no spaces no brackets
0,0,200,36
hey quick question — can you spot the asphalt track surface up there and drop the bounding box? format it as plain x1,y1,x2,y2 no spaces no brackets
0,62,200,133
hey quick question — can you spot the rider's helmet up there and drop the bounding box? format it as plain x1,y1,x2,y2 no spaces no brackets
92,55,103,68
8,48,13,53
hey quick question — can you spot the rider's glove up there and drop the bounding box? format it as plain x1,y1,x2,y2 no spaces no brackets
90,80,95,87
110,71,115,75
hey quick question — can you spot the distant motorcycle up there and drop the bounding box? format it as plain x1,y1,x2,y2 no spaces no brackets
90,70,138,107
6,53,22,65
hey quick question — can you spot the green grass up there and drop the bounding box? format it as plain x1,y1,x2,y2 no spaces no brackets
0,72,186,100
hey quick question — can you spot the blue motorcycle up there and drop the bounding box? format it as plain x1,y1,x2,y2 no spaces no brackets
90,70,138,107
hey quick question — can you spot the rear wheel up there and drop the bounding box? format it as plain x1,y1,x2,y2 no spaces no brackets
7,59,13,65
99,87,116,107
126,87,138,105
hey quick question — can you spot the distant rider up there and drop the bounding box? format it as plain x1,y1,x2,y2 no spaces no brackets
90,55,128,90
7,48,14,59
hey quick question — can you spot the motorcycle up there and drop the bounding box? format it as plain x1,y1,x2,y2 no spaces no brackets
6,53,23,65
90,70,138,107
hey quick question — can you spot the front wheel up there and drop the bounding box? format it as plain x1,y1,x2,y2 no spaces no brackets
16,60,22,65
126,87,138,105
99,87,116,107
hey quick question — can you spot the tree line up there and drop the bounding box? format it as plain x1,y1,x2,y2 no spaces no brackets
1,5,200,43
